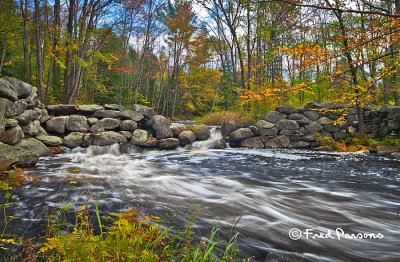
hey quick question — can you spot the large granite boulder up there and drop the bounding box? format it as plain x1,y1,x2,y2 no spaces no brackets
21,120,41,136
36,134,63,146
47,104,78,116
66,115,90,132
179,130,196,146
94,110,120,119
13,108,42,125
304,110,320,121
5,100,27,117
191,124,210,141
19,138,50,157
276,105,296,114
78,104,103,114
221,121,238,137
265,111,285,123
207,139,227,149
158,138,179,149
46,116,67,134
119,110,144,122
84,131,127,146
259,127,278,136
229,128,253,142
63,132,85,148
0,78,18,101
3,77,34,98
0,142,39,170
131,129,148,146
104,104,124,111
119,120,137,131
170,123,185,137
5,118,18,128
240,137,264,148
0,98,5,135
305,122,324,133
276,119,299,130
97,118,121,130
256,120,275,129
132,104,155,119
151,115,173,139
0,125,24,145
269,135,290,147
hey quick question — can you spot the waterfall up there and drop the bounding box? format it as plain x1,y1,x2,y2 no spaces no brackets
191,127,223,149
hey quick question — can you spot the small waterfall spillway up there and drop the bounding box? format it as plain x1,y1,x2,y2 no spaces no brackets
191,127,223,149
4,127,400,261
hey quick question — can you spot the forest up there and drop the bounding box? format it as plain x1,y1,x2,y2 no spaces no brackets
0,0,399,120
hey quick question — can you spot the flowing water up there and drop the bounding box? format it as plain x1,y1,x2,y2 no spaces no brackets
4,128,400,261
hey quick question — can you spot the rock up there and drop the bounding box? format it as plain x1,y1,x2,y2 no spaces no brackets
119,143,143,154
78,104,104,114
66,115,90,132
21,120,41,136
0,78,18,101
276,105,296,114
87,117,99,125
131,129,148,146
36,134,63,146
304,110,320,121
0,98,5,135
318,117,333,125
249,126,260,136
179,130,196,146
256,120,275,129
19,138,50,156
304,102,323,110
0,125,24,145
158,138,179,149
387,120,400,130
84,131,127,146
46,116,67,134
94,110,120,119
296,117,311,125
265,111,285,123
119,120,137,131
191,124,210,141
145,136,157,147
270,135,290,147
387,107,400,120
21,85,38,109
40,115,51,124
5,118,18,128
259,127,278,136
97,118,121,130
119,110,144,122
104,104,125,111
207,139,227,149
2,77,34,98
229,128,253,142
264,140,278,148
348,126,357,133
301,134,316,141
288,113,303,120
63,132,85,148
47,104,78,116
305,122,323,133
90,125,105,133
5,100,27,117
333,132,348,140
390,152,400,159
170,123,185,137
276,119,299,130
13,108,42,125
279,129,294,136
151,115,173,139
240,137,264,148
119,131,132,139
132,104,155,119
0,142,39,170
221,121,238,137
288,141,310,149
375,146,399,156
324,124,340,133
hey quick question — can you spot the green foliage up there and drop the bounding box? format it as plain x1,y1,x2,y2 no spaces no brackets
198,111,255,126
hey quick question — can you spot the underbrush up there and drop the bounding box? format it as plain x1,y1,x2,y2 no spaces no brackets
315,134,400,152
197,111,254,126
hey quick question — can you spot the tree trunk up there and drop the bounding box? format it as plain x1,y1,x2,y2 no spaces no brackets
34,0,44,100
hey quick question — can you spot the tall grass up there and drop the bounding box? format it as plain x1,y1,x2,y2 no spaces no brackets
198,111,254,126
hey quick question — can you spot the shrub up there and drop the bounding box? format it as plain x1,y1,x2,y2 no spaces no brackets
198,111,254,126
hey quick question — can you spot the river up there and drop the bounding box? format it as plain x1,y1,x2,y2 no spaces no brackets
5,128,400,261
